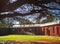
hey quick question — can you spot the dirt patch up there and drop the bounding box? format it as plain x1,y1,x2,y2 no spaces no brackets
0,40,60,44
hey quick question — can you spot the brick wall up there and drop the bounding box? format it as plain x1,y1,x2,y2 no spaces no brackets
41,24,60,36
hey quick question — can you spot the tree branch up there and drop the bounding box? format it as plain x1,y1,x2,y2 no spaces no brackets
1,0,60,12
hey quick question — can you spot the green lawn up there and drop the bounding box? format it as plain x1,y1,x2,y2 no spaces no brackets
0,35,60,41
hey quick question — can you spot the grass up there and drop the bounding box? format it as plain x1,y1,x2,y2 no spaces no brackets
0,35,60,41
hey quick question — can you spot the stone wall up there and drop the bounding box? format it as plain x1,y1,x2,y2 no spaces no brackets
0,40,60,44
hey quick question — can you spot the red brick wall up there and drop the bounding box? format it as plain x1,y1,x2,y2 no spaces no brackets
41,24,60,36
12,27,43,35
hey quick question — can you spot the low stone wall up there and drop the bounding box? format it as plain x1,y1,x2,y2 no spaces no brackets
0,41,40,44
0,40,60,44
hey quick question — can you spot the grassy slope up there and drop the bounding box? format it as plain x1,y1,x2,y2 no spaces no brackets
0,35,60,41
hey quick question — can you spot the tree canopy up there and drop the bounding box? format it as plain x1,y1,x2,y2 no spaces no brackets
0,0,60,27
